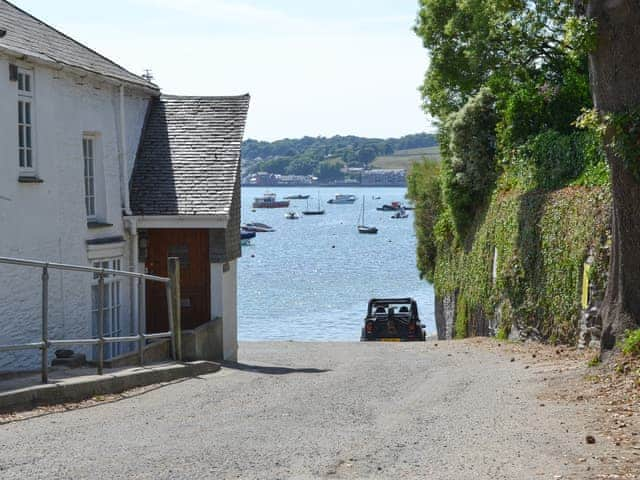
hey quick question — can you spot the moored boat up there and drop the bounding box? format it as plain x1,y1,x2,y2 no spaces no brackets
358,225,378,234
285,211,300,219
302,194,326,215
253,192,290,208
327,194,356,204
242,222,275,232
391,208,409,219
283,194,310,200
376,201,402,211
240,229,257,240
357,195,378,234
240,228,256,246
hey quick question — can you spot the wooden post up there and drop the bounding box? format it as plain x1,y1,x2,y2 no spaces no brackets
168,257,182,361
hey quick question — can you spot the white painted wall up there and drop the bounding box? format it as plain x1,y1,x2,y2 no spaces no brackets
222,260,238,361
0,54,152,370
210,260,238,361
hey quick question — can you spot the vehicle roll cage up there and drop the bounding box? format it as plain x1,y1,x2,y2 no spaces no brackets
367,298,418,321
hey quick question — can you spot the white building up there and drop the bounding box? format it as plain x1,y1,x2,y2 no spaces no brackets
0,1,248,370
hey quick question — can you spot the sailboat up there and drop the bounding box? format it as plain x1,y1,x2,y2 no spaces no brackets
357,196,378,234
302,193,325,215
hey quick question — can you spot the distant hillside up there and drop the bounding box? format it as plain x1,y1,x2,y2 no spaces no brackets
372,146,441,170
242,133,438,179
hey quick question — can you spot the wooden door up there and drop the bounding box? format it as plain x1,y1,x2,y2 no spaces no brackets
145,229,210,333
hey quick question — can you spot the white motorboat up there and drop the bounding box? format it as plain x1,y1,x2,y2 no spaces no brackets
327,194,356,204
242,222,275,232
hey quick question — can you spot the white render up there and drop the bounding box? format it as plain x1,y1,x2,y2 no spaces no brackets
0,44,243,371
0,53,152,369
210,260,239,362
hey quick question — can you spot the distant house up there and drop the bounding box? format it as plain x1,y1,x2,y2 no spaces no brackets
0,0,249,369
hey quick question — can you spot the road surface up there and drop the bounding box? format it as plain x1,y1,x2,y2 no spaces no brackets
0,341,611,479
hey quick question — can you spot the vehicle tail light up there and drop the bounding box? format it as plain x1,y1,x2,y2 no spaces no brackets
366,321,374,334
408,321,416,333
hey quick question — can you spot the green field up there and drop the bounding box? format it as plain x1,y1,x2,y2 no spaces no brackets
372,146,440,170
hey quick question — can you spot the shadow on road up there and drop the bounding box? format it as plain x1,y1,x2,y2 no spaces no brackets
221,362,330,375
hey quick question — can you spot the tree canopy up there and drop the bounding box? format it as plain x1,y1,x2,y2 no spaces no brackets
408,0,613,344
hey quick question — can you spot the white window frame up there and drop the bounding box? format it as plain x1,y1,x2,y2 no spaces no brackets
83,135,97,219
17,68,35,174
91,258,123,359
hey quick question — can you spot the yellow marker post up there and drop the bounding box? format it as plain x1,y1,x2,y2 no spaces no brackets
581,262,592,309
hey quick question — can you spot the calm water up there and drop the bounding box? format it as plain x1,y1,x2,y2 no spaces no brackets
238,186,435,341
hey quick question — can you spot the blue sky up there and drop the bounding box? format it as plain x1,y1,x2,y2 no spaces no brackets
13,0,433,140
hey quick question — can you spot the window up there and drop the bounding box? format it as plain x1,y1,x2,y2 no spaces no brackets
83,136,96,218
17,69,34,172
91,258,122,359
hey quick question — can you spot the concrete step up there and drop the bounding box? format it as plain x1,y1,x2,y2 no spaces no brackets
0,361,220,413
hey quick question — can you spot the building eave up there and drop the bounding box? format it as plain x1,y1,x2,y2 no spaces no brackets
0,45,160,95
131,215,229,229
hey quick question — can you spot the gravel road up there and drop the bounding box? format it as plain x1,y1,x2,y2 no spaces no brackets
0,341,610,479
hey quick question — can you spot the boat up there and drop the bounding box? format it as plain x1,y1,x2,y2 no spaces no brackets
327,194,356,204
302,194,325,216
391,208,409,219
376,201,403,211
240,228,256,246
252,192,290,208
242,222,275,233
357,196,378,234
283,194,310,200
240,229,257,240
285,211,300,220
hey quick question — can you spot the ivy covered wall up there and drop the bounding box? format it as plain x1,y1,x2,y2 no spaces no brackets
431,186,610,344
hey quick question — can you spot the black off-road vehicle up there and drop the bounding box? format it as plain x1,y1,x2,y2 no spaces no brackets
360,298,426,342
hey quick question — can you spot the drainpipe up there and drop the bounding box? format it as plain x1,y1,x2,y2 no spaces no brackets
119,84,132,216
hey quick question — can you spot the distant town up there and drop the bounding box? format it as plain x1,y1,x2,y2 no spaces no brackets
242,168,408,187
241,133,439,187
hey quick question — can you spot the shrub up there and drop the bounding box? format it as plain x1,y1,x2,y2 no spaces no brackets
407,160,442,282
496,325,509,340
441,88,498,235
501,130,608,191
621,329,640,357
587,355,601,367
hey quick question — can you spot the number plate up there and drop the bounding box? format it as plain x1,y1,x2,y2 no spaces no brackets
380,338,401,342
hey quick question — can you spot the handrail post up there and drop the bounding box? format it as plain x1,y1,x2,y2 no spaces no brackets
138,277,145,366
167,257,181,361
41,264,49,384
97,270,105,375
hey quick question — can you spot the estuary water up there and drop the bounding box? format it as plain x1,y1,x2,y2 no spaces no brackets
238,186,435,341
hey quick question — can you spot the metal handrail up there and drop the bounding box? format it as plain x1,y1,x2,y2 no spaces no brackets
0,256,169,282
0,255,180,383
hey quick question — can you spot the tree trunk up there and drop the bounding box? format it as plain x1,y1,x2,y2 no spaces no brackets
587,0,640,349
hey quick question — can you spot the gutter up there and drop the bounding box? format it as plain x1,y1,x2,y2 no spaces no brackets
0,45,160,95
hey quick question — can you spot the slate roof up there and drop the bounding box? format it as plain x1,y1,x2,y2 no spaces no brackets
130,95,250,217
0,0,157,90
